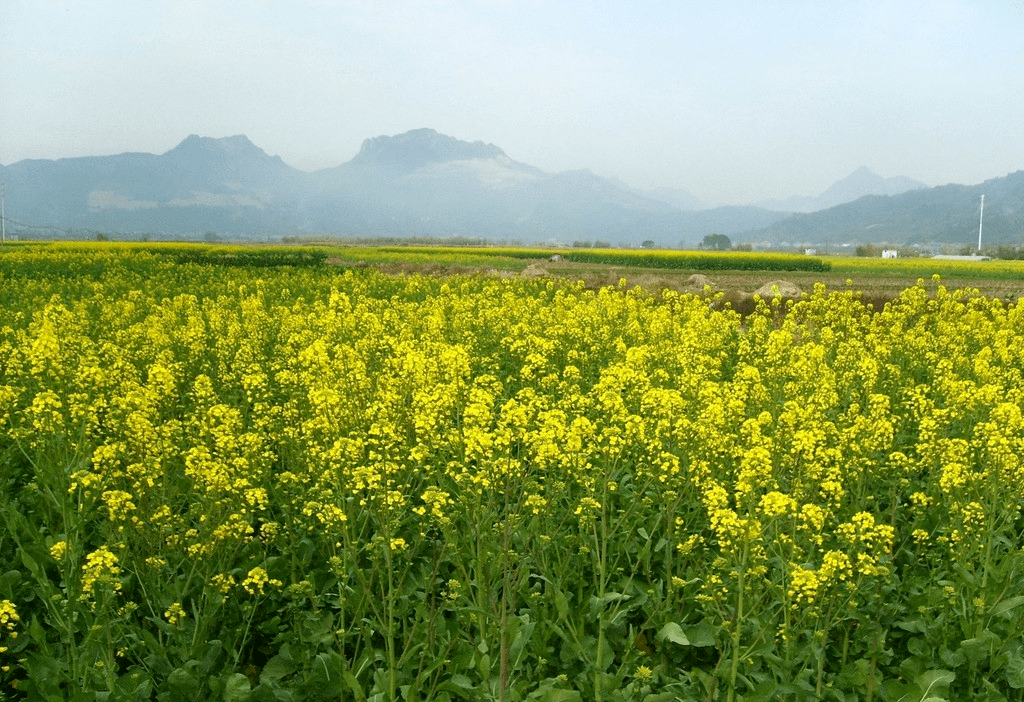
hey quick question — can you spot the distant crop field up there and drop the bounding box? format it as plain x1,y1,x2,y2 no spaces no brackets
2,244,1023,699
317,244,1024,303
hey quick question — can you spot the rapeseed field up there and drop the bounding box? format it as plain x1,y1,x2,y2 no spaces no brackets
1,246,1022,700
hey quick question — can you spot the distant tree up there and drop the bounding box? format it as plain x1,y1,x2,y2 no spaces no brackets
732,242,752,252
958,245,975,256
203,231,220,243
593,240,612,248
641,240,656,249
572,240,592,248
855,243,881,257
701,233,731,250
995,244,1024,260
95,232,109,242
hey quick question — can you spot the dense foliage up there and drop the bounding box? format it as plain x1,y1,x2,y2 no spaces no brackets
1,248,1023,700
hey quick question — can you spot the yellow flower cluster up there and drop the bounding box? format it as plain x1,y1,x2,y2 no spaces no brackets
0,600,18,635
3,250,1024,694
164,602,186,625
241,567,282,596
80,546,122,601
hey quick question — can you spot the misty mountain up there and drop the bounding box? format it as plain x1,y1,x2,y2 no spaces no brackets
348,128,507,170
11,129,1011,250
0,129,787,245
2,135,310,236
757,167,928,213
602,178,707,211
635,186,707,211
754,170,1024,246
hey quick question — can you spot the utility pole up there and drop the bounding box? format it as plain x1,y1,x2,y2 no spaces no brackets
977,194,984,252
1,181,5,245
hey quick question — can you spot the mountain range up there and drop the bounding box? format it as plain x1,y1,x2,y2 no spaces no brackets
755,167,928,213
1,129,1021,247
755,170,1024,247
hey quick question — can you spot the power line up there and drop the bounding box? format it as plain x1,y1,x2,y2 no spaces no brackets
0,213,71,234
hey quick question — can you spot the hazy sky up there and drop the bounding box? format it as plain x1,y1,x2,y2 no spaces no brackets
2,1,1022,205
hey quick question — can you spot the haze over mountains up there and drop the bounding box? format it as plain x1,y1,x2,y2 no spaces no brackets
1,128,1021,248
756,167,928,213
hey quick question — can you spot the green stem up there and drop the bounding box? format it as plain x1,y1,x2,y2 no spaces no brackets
980,516,995,593
814,625,830,699
384,528,397,701
233,596,261,669
727,537,749,702
865,625,878,702
499,477,513,702
594,469,611,702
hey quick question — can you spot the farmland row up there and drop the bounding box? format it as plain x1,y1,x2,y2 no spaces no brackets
0,248,1022,699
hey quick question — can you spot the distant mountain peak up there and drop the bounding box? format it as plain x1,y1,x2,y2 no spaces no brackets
167,134,260,153
351,128,507,170
163,134,287,171
757,167,928,212
818,167,927,207
167,134,287,161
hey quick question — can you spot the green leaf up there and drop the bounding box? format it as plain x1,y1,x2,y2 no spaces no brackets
880,679,917,701
113,668,154,701
588,592,628,620
959,630,999,664
20,549,45,582
914,669,954,699
577,634,614,670
538,690,581,702
952,563,979,588
342,670,366,701
552,586,569,620
309,652,346,698
1005,649,1024,689
448,674,472,689
165,667,200,700
837,659,871,687
23,650,64,698
477,652,491,680
436,681,474,700
0,568,22,593
939,646,966,668
895,619,928,634
655,622,690,646
509,616,536,668
907,637,931,658
990,596,1024,618
684,622,718,647
222,673,251,702
197,640,225,677
259,653,297,686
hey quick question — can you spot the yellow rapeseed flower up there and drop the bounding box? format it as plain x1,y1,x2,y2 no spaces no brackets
80,546,122,600
164,602,186,625
241,567,282,596
49,540,68,561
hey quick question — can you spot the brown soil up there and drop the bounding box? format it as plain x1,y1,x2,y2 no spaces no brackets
327,257,1023,315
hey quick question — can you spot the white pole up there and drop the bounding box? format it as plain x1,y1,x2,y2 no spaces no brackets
1,182,5,245
977,194,984,252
